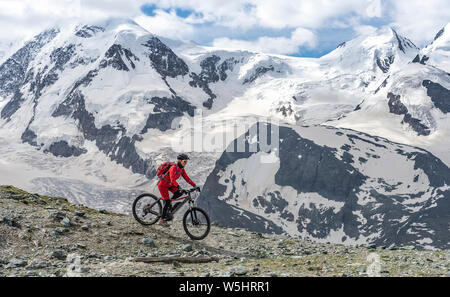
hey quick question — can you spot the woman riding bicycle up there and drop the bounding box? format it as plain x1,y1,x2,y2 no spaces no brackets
158,153,198,226
132,155,210,239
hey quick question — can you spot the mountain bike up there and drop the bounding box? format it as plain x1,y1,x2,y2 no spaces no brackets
132,187,210,240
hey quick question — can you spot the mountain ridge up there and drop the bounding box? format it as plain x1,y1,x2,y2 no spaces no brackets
1,18,449,250
197,122,450,249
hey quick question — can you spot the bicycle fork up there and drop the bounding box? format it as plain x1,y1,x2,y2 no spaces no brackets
189,206,199,225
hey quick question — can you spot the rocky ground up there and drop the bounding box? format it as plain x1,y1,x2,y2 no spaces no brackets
0,185,449,277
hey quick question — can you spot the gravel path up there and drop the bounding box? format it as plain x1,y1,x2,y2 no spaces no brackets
1,185,449,277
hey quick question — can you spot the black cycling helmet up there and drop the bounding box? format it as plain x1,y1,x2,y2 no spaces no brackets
177,153,190,161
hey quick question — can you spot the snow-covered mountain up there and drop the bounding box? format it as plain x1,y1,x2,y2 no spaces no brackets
416,23,450,73
330,34,450,165
320,27,418,77
0,39,23,65
0,18,449,248
197,122,450,249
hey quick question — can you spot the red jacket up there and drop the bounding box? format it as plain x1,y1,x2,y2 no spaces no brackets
158,163,196,188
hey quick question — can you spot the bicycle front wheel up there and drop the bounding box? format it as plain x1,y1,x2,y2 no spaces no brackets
183,207,211,240
132,193,162,226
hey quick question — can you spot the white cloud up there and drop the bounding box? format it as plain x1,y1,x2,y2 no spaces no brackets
250,0,359,29
353,25,379,37
366,0,383,18
145,0,260,28
0,0,147,42
134,10,196,40
137,0,385,30
137,0,450,49
0,0,448,56
387,0,450,46
0,1,27,18
212,27,317,55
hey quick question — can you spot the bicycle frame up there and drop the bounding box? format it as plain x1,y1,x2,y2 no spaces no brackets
169,193,193,215
136,187,209,239
146,188,197,217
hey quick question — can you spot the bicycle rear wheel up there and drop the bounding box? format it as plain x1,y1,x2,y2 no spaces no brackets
132,193,162,226
183,207,210,240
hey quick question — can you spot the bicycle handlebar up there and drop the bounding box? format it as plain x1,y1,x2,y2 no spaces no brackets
182,187,201,194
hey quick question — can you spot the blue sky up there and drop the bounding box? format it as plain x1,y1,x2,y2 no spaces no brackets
140,3,363,57
0,0,448,58
139,3,384,57
142,4,191,19
135,0,446,57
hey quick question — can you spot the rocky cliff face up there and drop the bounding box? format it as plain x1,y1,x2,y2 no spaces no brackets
198,123,450,249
